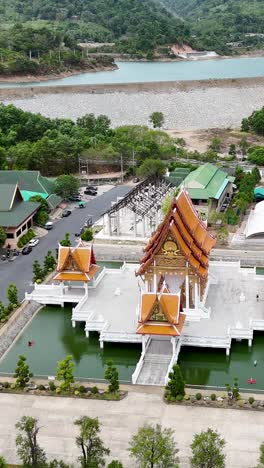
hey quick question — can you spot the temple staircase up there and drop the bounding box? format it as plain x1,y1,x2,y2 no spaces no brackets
134,338,173,386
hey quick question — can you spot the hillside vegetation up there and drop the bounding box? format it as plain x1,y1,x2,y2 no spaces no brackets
159,0,264,53
0,0,190,55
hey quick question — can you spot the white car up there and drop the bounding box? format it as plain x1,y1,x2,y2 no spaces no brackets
28,238,40,247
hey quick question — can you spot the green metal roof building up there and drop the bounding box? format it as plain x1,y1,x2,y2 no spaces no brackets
0,184,40,246
0,170,61,209
182,163,235,212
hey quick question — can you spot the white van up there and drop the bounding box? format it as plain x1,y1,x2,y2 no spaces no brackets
44,221,53,230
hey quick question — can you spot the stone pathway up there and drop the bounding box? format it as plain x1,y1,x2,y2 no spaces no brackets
0,390,262,467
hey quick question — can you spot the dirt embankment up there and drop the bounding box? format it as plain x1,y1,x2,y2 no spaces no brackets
1,76,264,100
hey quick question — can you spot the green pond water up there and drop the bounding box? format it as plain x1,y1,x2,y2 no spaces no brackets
0,305,141,382
178,334,264,391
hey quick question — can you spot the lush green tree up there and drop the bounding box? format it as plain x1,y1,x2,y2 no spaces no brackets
239,137,249,157
104,360,119,393
165,364,185,398
32,260,45,283
16,416,47,468
55,175,79,199
0,456,7,468
7,283,18,305
228,143,236,156
0,227,7,248
190,428,225,468
137,158,166,178
129,424,179,468
74,416,110,468
242,107,264,136
209,137,221,153
217,227,229,244
225,377,239,400
44,250,57,274
56,355,74,391
60,233,71,247
258,442,264,466
29,195,49,226
149,112,165,129
48,460,74,468
107,461,124,468
14,355,33,389
80,228,93,242
248,147,264,166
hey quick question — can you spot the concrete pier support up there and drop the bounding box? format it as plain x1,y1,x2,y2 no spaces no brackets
85,330,89,338
226,347,230,356
72,320,76,328
248,339,252,347
100,340,104,349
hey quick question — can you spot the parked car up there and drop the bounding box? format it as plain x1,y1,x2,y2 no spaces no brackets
84,189,97,196
86,185,97,191
44,221,53,230
69,195,82,202
22,246,33,255
61,210,72,218
28,238,40,247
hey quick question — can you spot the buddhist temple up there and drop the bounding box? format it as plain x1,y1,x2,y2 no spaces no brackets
136,189,216,336
54,241,99,283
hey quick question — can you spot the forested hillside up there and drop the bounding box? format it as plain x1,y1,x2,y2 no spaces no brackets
160,0,264,53
0,0,190,53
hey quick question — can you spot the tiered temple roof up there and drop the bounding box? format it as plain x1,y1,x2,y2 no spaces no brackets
54,241,99,282
136,189,216,337
137,290,185,336
136,189,216,279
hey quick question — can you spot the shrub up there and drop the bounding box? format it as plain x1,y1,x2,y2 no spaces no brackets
211,393,216,401
238,399,245,407
248,396,255,405
38,384,45,391
49,381,56,391
55,387,61,394
196,393,202,400
74,390,80,396
184,394,190,400
91,386,99,394
17,229,35,248
2,382,10,388
79,385,86,394
81,228,93,242
176,394,183,401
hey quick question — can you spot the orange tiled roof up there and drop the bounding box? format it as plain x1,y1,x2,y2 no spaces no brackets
136,312,186,336
136,189,216,278
140,292,180,324
54,264,99,282
55,242,98,282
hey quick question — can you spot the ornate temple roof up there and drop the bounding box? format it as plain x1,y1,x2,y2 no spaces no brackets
54,241,99,282
136,189,216,279
136,291,185,336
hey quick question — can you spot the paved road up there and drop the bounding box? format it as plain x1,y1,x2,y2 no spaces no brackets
0,185,131,303
0,390,261,467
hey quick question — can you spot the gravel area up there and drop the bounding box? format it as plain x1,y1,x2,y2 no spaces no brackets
0,302,39,361
5,85,264,129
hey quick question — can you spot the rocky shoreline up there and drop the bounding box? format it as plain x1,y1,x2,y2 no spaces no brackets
3,77,264,130
0,64,118,84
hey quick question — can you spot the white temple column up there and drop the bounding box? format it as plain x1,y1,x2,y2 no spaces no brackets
142,335,146,353
194,282,199,309
171,337,176,355
107,214,112,236
185,274,190,310
116,210,120,236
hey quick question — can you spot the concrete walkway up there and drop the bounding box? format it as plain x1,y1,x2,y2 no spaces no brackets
0,391,261,467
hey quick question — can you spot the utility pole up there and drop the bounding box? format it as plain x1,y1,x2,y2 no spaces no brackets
120,155,124,184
